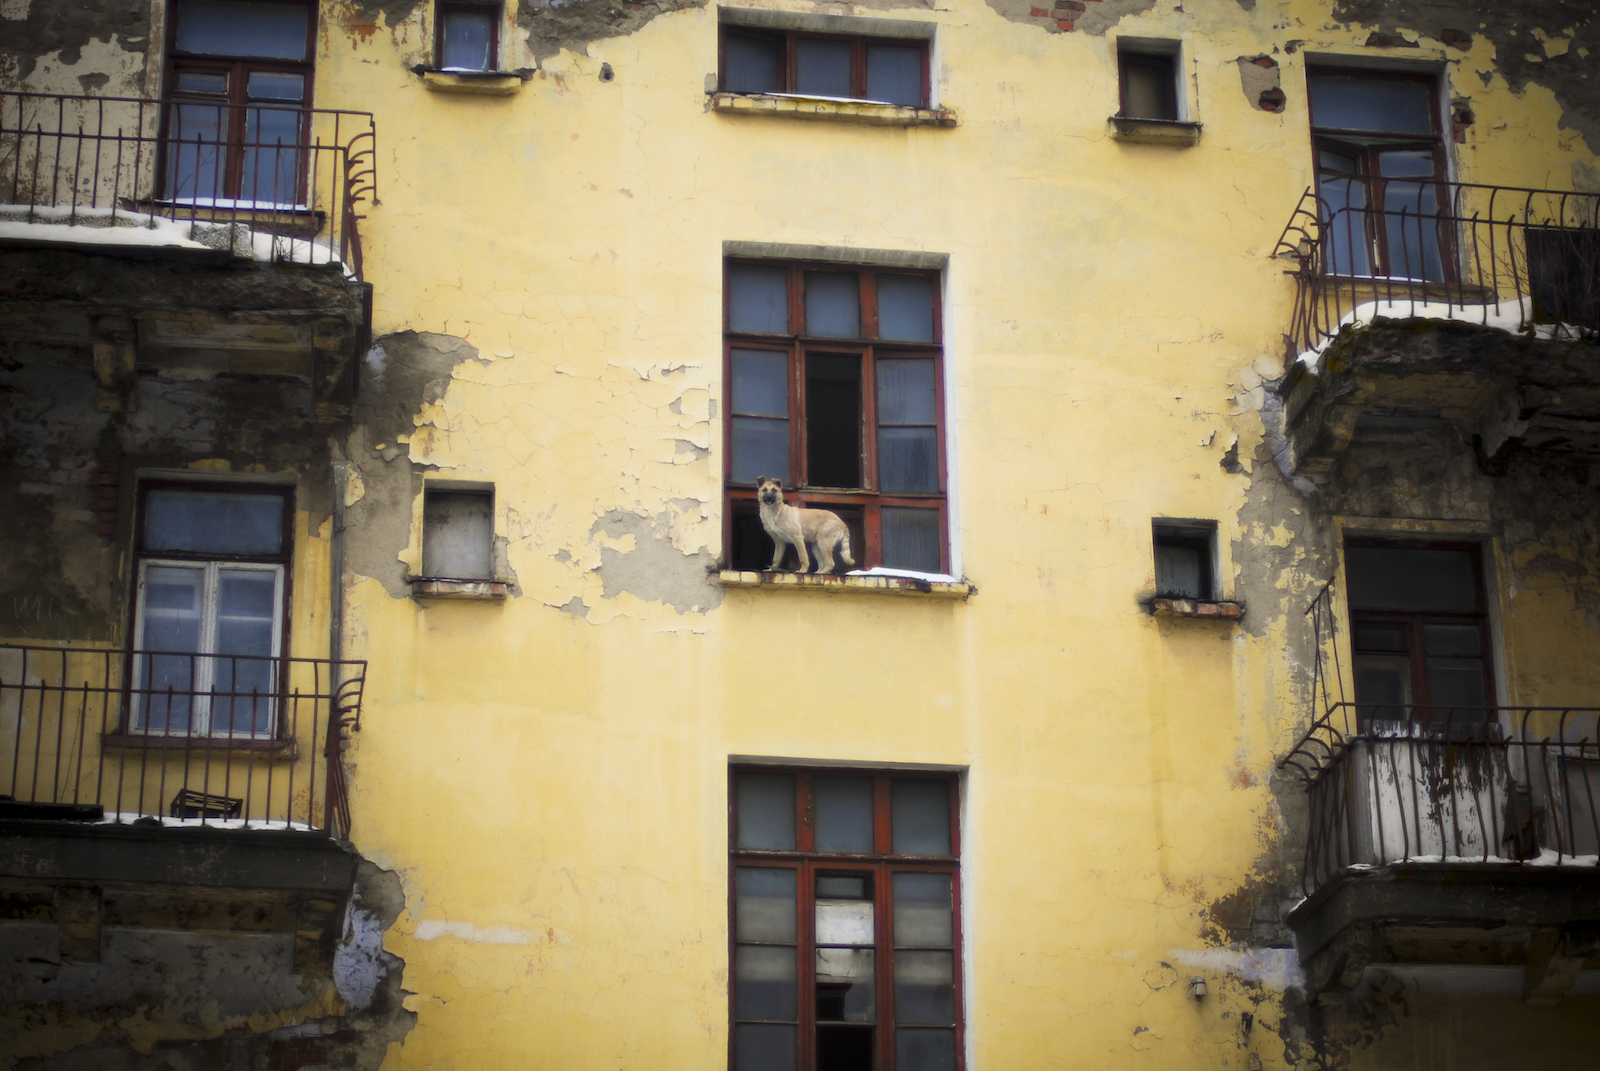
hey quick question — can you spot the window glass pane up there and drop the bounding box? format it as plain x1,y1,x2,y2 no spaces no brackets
796,38,853,97
881,508,941,573
145,490,285,555
818,1026,874,1067
893,873,952,947
422,491,494,580
726,34,782,93
737,771,797,850
1424,624,1481,657
896,1028,958,1071
866,44,921,106
1346,547,1477,611
814,776,874,852
877,358,936,425
892,779,950,855
729,265,790,334
175,0,309,60
164,103,225,200
242,105,302,204
1308,74,1434,134
737,868,798,942
878,428,938,493
247,72,305,101
1155,542,1203,598
176,71,228,95
732,349,789,417
1379,150,1437,178
441,9,495,70
1354,653,1411,722
805,272,860,338
1427,661,1488,715
1122,55,1173,120
137,565,205,733
1355,626,1407,652
1381,179,1444,281
815,948,875,1021
735,1024,796,1071
806,354,861,489
1318,167,1372,277
893,950,955,1024
732,419,790,486
735,945,798,1020
213,570,279,734
877,276,935,342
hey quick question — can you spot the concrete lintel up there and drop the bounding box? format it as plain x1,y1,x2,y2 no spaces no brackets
723,241,948,272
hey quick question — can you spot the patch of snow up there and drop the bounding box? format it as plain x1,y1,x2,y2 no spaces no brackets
844,566,962,584
0,215,207,249
99,812,317,831
1525,848,1599,867
1294,296,1537,372
1168,947,1305,990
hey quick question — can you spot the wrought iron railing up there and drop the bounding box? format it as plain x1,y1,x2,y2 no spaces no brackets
1274,180,1600,360
0,91,376,279
1,644,365,836
1277,586,1599,897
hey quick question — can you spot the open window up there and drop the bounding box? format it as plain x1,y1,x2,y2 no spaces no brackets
731,766,963,1071
130,482,293,738
724,259,947,574
163,0,316,206
1152,520,1216,601
436,2,500,72
421,486,494,581
720,26,928,107
1346,540,1495,728
1308,68,1449,281
1117,43,1179,121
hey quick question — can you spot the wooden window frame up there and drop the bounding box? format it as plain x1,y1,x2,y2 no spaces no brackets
718,27,931,107
435,1,502,72
161,0,318,205
723,258,949,574
1307,67,1452,282
1117,49,1178,122
126,480,296,739
1345,537,1495,728
729,765,964,1071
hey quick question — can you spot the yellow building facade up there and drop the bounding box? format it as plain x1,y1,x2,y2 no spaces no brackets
2,0,1598,1068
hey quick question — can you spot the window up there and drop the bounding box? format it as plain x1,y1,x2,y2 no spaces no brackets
730,766,962,1071
436,2,500,71
1117,45,1178,121
1346,540,1494,727
725,259,947,574
421,486,494,580
1152,520,1216,600
130,483,294,737
1308,68,1448,281
163,0,316,205
720,27,927,107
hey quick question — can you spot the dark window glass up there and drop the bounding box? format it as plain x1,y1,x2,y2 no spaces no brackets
174,0,309,60
877,274,936,342
896,1028,958,1071
805,272,861,337
735,1024,797,1071
729,265,790,334
796,38,853,97
441,8,495,70
814,776,874,853
1120,52,1175,121
737,771,797,850
1345,546,1477,611
866,44,922,106
726,34,782,93
891,779,950,855
731,350,791,485
806,354,862,489
737,867,798,942
1308,74,1433,133
882,508,941,573
145,490,285,555
877,358,938,493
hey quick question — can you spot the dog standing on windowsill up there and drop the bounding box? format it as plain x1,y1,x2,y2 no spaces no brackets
756,476,855,574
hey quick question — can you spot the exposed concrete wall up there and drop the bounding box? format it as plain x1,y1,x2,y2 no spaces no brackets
0,0,162,97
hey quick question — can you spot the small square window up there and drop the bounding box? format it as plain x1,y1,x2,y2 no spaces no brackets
1118,46,1179,121
437,3,499,72
720,27,928,108
422,487,494,580
1153,520,1216,600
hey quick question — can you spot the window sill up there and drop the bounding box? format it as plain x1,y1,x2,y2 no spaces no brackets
1150,597,1244,620
102,733,297,755
1109,116,1203,146
718,570,973,599
420,70,525,96
410,578,508,600
709,92,957,128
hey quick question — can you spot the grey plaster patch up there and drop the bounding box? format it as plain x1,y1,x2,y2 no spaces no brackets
1237,55,1284,112
517,0,709,63
980,0,1156,35
0,0,151,82
349,0,428,27
589,509,723,614
674,438,710,460
553,548,573,563
556,595,591,618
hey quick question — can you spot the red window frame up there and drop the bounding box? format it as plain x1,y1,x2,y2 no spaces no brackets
718,27,930,106
723,258,949,574
1307,67,1451,281
435,2,502,72
161,0,317,204
729,766,964,1071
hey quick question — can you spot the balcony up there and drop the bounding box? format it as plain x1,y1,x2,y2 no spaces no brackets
1,644,366,976
1279,700,1600,1002
0,91,376,278
1272,181,1600,477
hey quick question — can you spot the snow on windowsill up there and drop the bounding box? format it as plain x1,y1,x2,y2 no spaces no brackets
98,812,319,832
1355,850,1599,868
718,568,972,598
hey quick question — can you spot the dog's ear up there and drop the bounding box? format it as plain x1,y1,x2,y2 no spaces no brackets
755,475,766,484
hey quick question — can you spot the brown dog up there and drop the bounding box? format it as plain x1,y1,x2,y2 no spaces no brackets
755,477,855,574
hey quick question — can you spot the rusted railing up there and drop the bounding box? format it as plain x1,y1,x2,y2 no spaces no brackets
1274,180,1600,361
1,644,365,837
0,91,376,279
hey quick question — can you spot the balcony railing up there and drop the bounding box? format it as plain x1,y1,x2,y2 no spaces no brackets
1,644,365,837
1274,180,1600,361
0,91,376,279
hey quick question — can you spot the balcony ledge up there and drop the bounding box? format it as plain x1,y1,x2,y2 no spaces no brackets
709,92,957,128
1150,597,1243,620
410,578,508,600
419,69,526,96
1109,116,1203,146
718,570,972,599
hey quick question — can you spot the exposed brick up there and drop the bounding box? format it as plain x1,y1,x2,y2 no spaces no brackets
1031,7,1048,16
1440,27,1471,50
1057,20,1075,30
1259,88,1286,113
1364,32,1417,48
1250,55,1277,68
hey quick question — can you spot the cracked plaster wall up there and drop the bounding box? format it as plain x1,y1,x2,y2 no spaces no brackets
0,0,161,97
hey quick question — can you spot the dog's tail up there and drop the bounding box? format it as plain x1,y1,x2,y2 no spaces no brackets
839,532,855,567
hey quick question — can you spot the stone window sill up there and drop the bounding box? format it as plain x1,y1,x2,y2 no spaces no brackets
718,570,973,599
410,578,508,600
101,733,297,755
420,70,525,96
709,92,957,128
1109,117,1202,146
1150,598,1244,620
